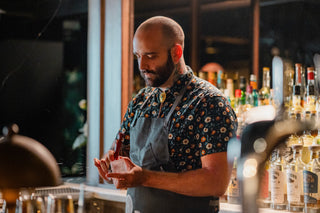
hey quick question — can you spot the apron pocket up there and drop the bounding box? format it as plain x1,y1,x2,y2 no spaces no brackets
130,143,157,168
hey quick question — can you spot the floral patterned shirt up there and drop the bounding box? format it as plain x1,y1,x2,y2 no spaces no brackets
117,67,237,172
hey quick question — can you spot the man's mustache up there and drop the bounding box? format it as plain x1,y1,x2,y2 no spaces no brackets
142,70,156,74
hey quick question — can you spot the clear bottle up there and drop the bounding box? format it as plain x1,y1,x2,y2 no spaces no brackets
303,145,320,212
259,67,271,106
304,67,317,121
286,145,305,212
302,130,315,164
245,85,254,111
227,157,240,204
290,63,303,120
235,89,245,137
270,148,287,210
314,130,320,145
226,79,235,108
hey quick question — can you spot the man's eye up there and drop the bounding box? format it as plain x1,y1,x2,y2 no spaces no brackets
147,55,155,59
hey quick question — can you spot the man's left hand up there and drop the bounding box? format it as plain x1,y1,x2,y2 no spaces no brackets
108,157,146,189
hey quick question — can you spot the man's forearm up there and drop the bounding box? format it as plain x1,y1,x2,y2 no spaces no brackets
141,167,229,197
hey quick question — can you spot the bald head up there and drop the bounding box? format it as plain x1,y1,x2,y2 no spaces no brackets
135,16,185,49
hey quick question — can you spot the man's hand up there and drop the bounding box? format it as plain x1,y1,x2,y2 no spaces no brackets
94,150,115,183
107,157,145,189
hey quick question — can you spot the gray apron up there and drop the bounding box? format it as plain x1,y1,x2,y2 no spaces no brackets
126,83,219,213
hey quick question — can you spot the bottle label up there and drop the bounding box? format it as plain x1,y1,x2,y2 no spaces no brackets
227,168,239,197
287,170,303,202
271,169,285,203
260,170,269,199
303,170,320,202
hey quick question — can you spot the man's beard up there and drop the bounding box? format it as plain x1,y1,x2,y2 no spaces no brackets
140,52,175,87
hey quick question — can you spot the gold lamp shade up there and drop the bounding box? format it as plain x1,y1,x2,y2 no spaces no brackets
0,124,62,212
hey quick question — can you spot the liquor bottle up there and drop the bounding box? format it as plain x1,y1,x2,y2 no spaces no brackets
270,148,287,210
239,76,247,106
269,89,275,108
314,130,320,145
217,70,224,90
284,67,295,115
286,144,305,212
303,145,320,212
227,157,240,204
287,133,303,147
304,67,317,121
259,67,271,105
289,63,303,120
235,89,244,137
208,71,217,86
257,159,271,208
226,79,235,108
250,74,258,90
302,130,315,164
234,89,242,115
245,85,254,111
252,89,259,107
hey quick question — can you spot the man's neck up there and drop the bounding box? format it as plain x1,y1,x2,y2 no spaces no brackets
159,62,187,91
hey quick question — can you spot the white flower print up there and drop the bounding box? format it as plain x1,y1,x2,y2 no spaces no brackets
180,161,186,166
188,115,194,121
224,137,229,141
188,125,194,130
205,117,212,123
186,148,190,153
183,139,189,145
177,111,181,116
152,110,157,116
220,127,227,133
218,102,224,107
168,133,173,139
203,128,208,133
206,143,213,149
196,134,200,140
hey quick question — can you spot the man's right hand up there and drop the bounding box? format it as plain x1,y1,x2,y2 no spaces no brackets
94,150,115,183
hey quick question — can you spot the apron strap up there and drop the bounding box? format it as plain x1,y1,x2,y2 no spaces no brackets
164,80,191,127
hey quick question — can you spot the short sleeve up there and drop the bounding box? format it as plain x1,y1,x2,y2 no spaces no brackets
196,95,237,156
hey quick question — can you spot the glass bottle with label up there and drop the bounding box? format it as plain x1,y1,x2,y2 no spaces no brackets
259,67,271,106
286,144,305,212
290,63,303,120
303,145,320,212
227,157,240,204
304,67,317,121
270,148,287,210
302,130,315,164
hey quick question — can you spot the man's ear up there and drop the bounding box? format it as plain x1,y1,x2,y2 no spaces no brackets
170,44,183,64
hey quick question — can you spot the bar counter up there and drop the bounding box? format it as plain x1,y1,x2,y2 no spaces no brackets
63,182,300,213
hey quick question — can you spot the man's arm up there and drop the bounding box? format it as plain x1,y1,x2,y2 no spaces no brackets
107,152,232,197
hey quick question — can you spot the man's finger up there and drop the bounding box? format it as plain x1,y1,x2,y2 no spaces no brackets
107,173,126,179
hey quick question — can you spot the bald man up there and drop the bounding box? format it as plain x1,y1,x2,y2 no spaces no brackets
94,16,237,213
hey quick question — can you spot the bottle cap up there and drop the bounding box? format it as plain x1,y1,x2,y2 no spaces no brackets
235,89,241,98
307,67,315,80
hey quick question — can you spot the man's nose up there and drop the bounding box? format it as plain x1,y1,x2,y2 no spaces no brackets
139,56,149,71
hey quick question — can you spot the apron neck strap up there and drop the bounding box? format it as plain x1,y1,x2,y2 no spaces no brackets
164,80,191,126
